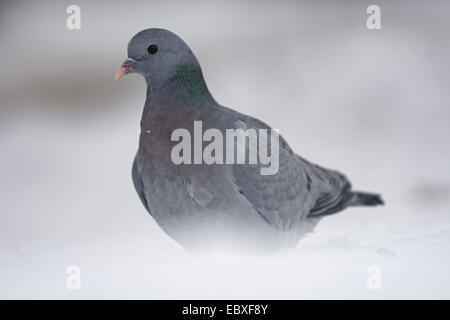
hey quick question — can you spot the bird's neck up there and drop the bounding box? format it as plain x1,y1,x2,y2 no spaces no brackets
140,64,217,147
144,64,215,106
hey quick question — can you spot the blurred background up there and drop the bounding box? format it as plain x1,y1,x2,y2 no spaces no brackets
1,0,450,298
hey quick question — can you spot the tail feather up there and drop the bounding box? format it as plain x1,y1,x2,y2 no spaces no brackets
349,191,384,207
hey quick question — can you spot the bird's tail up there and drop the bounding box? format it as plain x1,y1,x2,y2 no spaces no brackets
348,191,384,207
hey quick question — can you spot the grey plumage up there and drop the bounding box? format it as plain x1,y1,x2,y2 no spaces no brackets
118,28,383,253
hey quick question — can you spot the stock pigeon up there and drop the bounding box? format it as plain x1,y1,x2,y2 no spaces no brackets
116,28,383,253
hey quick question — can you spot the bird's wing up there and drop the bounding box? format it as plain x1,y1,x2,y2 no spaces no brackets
132,155,152,215
297,156,353,218
228,112,353,230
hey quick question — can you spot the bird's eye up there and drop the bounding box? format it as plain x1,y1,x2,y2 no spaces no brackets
147,44,158,55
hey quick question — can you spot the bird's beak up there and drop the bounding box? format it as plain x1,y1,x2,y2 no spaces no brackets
115,58,136,80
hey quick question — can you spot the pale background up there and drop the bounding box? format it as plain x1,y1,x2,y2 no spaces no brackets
1,0,450,298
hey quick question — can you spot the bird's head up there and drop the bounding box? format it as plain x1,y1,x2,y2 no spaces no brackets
115,28,202,87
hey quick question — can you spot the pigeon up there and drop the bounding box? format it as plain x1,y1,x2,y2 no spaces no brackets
116,28,384,253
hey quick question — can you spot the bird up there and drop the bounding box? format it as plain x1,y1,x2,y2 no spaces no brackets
116,28,384,254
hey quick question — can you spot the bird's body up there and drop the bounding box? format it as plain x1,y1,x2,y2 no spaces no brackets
117,28,383,253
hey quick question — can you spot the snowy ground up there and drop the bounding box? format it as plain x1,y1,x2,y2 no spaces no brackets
1,0,450,299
